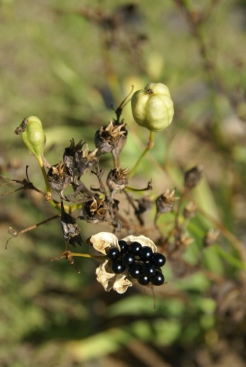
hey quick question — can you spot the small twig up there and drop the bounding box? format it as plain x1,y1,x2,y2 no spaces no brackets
5,215,61,249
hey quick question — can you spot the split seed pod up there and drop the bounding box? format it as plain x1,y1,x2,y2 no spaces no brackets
131,83,174,132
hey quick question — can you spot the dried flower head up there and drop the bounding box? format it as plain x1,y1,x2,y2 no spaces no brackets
155,189,179,218
203,229,220,247
47,163,71,192
94,121,127,155
184,165,203,190
81,196,108,224
88,232,158,293
106,166,129,193
175,233,194,248
63,139,98,177
79,144,99,175
183,201,197,219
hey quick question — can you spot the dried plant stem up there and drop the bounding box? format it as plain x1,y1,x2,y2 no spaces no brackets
6,214,61,249
129,131,155,177
197,206,246,264
69,252,105,260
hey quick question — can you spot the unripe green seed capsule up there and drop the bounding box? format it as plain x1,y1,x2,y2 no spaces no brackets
131,83,174,132
17,116,45,160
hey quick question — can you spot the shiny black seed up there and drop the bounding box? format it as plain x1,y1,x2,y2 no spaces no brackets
138,275,150,286
111,261,125,274
139,247,153,261
150,271,165,286
107,247,120,260
151,253,166,267
122,253,135,265
142,263,156,277
128,241,142,255
118,240,128,254
129,264,142,279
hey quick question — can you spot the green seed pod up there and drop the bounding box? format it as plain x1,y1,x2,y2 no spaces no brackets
131,83,174,132
15,116,45,161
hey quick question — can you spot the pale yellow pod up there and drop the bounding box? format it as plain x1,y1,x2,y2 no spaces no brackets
20,116,45,160
131,83,174,132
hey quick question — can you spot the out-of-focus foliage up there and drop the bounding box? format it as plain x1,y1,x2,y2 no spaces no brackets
1,0,246,366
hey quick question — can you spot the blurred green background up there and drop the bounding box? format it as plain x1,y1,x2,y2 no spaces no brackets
1,0,246,366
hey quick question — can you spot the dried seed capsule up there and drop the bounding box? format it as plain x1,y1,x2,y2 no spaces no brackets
94,121,127,155
131,83,174,132
81,197,108,224
184,165,203,190
60,201,82,247
106,167,129,193
15,116,45,161
155,189,179,215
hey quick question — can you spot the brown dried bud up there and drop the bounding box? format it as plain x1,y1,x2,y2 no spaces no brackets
81,196,108,224
106,167,129,193
94,121,127,155
203,229,220,247
184,165,203,190
60,202,82,247
183,201,197,219
156,189,179,215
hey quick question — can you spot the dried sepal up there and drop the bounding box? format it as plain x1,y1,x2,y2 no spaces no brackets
96,260,132,294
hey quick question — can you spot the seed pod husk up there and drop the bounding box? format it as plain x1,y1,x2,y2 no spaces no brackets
184,165,203,190
106,167,129,193
94,121,127,155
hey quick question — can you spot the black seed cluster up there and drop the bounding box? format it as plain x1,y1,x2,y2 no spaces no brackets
106,240,166,286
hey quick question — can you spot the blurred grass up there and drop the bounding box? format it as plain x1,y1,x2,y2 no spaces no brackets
1,0,246,366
